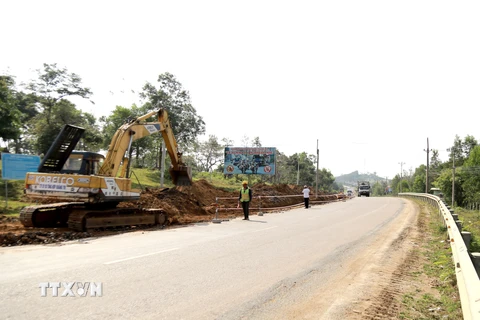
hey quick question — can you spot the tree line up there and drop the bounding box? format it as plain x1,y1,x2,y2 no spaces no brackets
370,135,480,208
0,63,340,192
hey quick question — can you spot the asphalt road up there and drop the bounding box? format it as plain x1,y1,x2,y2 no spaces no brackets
0,196,406,320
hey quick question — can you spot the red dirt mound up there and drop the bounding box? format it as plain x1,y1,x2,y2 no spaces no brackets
1,179,345,246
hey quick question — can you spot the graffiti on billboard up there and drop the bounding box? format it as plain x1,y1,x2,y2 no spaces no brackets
223,147,276,175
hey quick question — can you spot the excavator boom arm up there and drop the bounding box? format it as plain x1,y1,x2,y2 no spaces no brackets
158,109,192,185
158,109,184,169
98,108,191,185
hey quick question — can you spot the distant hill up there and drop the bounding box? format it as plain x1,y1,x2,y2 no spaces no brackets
335,171,387,187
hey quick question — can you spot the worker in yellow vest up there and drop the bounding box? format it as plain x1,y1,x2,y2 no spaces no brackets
237,180,252,220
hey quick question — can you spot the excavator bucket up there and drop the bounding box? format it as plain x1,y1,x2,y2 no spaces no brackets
170,166,192,186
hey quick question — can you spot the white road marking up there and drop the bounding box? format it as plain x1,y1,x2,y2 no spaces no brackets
104,248,179,265
247,226,278,233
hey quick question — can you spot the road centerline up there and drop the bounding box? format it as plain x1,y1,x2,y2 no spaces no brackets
247,226,278,233
104,247,179,265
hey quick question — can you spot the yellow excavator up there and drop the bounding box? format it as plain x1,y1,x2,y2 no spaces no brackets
19,108,191,231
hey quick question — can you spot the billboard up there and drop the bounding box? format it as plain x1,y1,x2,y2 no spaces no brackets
1,153,41,180
224,147,276,175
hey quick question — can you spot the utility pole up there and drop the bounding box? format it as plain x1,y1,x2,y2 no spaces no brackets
398,162,405,193
296,154,300,185
316,139,319,198
452,150,455,207
160,140,166,187
448,148,455,207
424,138,430,193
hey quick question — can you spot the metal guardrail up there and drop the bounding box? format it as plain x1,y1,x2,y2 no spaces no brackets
401,193,480,320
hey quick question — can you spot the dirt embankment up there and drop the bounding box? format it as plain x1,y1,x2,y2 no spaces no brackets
0,179,345,247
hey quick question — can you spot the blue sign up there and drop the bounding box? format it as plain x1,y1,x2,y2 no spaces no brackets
224,147,276,175
1,153,40,180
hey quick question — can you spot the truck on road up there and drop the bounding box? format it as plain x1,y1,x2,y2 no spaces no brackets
357,181,372,197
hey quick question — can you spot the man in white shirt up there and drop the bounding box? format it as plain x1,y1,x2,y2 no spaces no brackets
302,185,310,209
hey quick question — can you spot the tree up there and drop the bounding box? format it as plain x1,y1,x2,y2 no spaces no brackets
0,76,22,143
100,104,164,168
399,179,410,193
20,63,97,154
449,135,465,167
430,149,442,175
251,137,262,147
459,145,480,206
411,164,427,193
240,135,251,147
274,151,290,184
372,180,388,196
29,99,102,154
281,152,316,186
140,72,205,147
317,168,336,192
221,137,234,147
462,135,478,160
10,90,38,153
390,174,400,195
194,135,224,172
434,167,465,207
100,105,146,147
25,63,93,125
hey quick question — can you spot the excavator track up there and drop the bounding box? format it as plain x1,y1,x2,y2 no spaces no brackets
20,203,167,232
67,207,167,232
19,202,83,228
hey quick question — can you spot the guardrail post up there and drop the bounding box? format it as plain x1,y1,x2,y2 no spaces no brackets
461,231,472,251
455,220,463,232
212,197,222,224
472,253,480,278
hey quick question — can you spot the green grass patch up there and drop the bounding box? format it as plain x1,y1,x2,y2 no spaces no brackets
129,167,175,189
193,171,260,192
128,168,260,192
399,201,463,320
0,200,29,216
0,179,31,215
0,180,26,200
454,207,480,252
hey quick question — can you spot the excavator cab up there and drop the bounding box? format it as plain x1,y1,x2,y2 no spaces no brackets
61,151,105,175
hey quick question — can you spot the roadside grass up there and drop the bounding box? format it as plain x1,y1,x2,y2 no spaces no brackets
193,171,268,192
128,168,264,192
454,207,480,252
0,201,27,217
0,180,29,217
398,202,463,320
129,167,174,189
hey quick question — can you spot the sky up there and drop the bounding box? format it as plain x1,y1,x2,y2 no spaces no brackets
2,0,479,179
